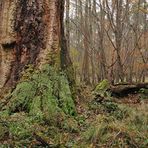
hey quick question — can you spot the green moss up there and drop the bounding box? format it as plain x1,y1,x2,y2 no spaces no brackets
42,93,60,122
58,74,76,116
1,65,76,123
9,121,31,140
94,79,109,92
63,66,76,98
93,79,110,98
7,81,37,113
29,96,43,118
0,65,76,146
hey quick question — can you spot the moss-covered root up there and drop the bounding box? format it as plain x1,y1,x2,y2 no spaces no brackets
1,65,76,122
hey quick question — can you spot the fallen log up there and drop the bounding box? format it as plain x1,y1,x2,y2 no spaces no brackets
109,83,148,97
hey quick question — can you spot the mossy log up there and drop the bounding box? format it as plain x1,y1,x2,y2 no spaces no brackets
110,83,148,97
93,80,148,99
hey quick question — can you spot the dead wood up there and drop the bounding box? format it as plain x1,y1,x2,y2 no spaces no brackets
109,83,148,97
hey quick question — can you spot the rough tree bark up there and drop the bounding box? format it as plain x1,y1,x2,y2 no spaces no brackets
0,0,76,119
0,0,72,88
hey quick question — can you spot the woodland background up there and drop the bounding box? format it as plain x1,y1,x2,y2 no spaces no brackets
0,0,147,147
66,0,148,85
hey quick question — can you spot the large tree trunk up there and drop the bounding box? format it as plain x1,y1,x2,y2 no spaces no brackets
0,0,76,118
0,0,60,89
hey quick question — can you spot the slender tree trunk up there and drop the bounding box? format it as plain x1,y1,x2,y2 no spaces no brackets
115,0,124,83
81,0,90,85
99,0,107,80
142,0,147,82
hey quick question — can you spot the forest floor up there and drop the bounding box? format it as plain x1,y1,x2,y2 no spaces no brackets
72,85,148,147
0,84,148,148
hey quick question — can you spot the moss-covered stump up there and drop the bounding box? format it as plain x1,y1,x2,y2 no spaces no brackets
0,65,76,123
92,79,111,103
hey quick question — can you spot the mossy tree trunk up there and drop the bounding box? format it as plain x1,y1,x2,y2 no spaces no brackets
0,0,76,119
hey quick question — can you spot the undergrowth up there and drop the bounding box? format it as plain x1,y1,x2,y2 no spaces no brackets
0,79,147,147
77,101,148,148
0,65,78,147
